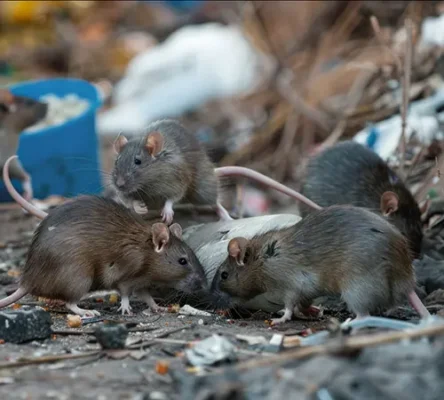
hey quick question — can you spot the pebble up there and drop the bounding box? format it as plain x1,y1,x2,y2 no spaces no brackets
0,307,52,344
94,323,128,349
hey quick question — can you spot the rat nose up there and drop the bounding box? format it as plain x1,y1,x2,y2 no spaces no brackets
116,177,125,188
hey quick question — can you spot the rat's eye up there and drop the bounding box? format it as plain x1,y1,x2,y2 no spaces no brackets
221,271,228,280
134,157,142,165
178,257,188,265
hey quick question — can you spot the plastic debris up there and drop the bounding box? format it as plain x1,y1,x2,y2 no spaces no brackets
178,305,212,317
354,89,444,160
25,93,90,133
98,22,275,135
235,334,268,346
185,334,237,367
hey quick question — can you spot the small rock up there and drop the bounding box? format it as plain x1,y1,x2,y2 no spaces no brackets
148,392,167,400
0,307,52,344
94,323,128,349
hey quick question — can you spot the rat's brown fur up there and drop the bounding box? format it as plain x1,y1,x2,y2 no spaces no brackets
212,205,421,318
112,119,218,210
300,141,423,258
0,196,207,314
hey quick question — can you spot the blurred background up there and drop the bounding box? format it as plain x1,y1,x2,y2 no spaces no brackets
2,0,444,218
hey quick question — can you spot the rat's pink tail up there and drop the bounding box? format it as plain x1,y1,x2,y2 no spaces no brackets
408,291,430,318
0,287,27,308
215,166,322,211
3,156,47,219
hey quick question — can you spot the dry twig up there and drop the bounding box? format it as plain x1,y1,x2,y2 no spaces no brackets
228,321,444,373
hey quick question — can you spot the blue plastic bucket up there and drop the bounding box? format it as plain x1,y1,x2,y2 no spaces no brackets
0,78,103,202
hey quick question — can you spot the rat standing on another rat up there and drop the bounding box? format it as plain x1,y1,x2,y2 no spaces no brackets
0,91,47,201
112,119,232,224
300,141,423,258
1,156,208,317
111,119,322,223
211,205,430,326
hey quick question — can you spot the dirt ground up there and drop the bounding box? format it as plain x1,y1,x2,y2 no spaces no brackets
0,142,443,400
1,203,440,400
0,206,341,400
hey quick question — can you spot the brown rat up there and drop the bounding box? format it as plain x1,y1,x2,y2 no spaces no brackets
111,119,232,224
111,119,321,223
211,205,429,325
300,140,423,258
0,90,47,201
1,157,207,317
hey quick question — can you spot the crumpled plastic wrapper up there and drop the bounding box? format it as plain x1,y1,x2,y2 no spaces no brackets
25,93,90,133
185,334,237,367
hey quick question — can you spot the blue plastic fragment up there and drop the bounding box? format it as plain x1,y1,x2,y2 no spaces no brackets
365,126,379,150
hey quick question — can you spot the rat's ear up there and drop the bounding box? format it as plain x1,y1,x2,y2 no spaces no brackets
152,223,170,253
169,223,183,240
114,134,128,154
0,91,16,113
146,131,164,158
380,191,399,216
228,237,249,267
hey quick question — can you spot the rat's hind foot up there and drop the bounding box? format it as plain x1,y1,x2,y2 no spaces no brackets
117,295,133,315
216,202,233,221
271,307,293,326
161,200,174,225
66,303,100,317
299,305,323,318
137,290,167,314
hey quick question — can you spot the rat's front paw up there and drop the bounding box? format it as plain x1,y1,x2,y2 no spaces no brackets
142,305,167,315
161,201,174,225
299,305,323,318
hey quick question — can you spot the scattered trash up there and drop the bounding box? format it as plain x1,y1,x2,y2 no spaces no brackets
178,305,212,317
185,334,237,367
94,323,128,350
0,307,52,344
66,315,82,328
25,93,90,133
98,22,275,135
155,360,170,375
235,334,268,347
263,334,284,353
168,304,181,313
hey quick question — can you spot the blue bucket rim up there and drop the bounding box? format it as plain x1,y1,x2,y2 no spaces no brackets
7,78,103,137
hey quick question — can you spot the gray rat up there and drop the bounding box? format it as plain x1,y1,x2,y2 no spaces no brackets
1,156,207,317
0,90,47,201
111,119,321,223
211,205,429,325
112,119,232,224
300,141,423,259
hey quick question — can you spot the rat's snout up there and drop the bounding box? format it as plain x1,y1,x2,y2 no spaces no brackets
190,273,208,292
115,176,126,189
